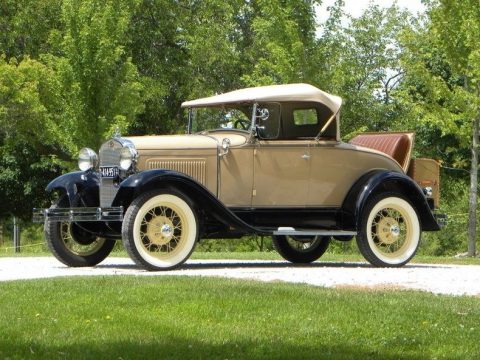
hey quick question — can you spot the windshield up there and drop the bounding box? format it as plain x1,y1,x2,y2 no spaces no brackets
189,105,253,133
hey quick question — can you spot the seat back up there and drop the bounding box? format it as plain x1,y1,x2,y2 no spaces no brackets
349,132,414,172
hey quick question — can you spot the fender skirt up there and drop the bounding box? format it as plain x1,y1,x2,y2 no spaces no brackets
341,170,440,232
113,169,267,235
46,171,100,206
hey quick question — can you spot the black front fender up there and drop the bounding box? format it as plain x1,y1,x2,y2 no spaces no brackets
341,170,440,232
113,169,264,235
46,171,100,206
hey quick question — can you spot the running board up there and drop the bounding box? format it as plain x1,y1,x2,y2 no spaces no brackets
273,227,357,236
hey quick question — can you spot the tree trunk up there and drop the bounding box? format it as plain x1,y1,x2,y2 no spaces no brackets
0,218,3,246
467,111,479,257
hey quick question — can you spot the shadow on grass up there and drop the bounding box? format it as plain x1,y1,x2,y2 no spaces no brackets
0,337,428,360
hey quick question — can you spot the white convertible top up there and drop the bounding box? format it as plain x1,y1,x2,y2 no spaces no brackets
181,83,342,114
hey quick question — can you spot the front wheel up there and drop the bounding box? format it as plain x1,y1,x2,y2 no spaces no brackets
272,235,330,263
45,219,115,267
356,195,421,267
122,190,199,271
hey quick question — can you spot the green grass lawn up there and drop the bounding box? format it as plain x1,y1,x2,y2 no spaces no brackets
0,276,479,359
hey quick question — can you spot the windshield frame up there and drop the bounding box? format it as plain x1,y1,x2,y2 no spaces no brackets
186,102,282,141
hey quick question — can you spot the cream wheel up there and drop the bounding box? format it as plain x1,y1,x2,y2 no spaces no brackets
122,190,198,270
356,195,420,267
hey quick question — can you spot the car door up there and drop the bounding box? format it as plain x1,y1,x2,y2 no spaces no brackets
219,143,255,207
252,140,310,207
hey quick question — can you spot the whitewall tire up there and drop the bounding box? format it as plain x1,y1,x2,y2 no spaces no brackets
122,190,198,270
356,195,421,267
272,235,330,263
45,198,115,267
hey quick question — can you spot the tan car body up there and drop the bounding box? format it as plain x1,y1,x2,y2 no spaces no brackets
127,134,403,209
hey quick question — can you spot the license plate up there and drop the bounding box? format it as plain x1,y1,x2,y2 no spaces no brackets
100,166,119,178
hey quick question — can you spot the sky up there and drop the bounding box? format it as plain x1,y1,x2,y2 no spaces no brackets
316,0,426,24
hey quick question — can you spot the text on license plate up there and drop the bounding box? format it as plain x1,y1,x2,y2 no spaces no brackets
100,166,119,178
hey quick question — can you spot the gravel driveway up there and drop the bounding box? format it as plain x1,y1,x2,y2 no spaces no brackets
1,257,480,297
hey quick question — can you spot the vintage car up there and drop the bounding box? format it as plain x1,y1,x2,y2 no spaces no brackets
34,83,444,270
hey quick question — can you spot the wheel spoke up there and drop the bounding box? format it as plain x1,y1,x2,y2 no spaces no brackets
140,204,184,255
58,222,105,256
370,205,411,256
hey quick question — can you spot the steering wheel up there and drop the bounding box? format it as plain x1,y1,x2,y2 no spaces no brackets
234,119,251,130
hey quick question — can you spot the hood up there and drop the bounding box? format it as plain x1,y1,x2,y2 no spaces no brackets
125,133,248,150
124,134,219,150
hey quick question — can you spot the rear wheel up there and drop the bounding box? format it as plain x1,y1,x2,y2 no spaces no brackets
356,194,420,267
45,201,115,267
122,190,198,271
272,235,330,263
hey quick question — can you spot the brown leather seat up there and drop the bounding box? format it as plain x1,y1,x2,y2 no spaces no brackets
349,132,414,172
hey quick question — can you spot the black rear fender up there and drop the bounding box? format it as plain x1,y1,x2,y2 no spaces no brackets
341,170,440,232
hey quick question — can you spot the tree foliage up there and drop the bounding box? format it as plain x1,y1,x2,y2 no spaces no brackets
0,0,63,59
312,4,412,137
0,0,145,217
0,0,478,253
128,0,320,135
58,0,145,148
399,0,480,254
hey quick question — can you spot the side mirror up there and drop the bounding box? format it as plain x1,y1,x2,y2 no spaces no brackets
256,108,269,121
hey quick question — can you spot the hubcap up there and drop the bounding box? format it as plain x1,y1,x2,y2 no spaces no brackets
146,216,175,246
377,217,400,245
390,224,400,236
161,224,173,238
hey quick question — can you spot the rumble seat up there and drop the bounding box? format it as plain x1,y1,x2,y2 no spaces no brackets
349,132,414,172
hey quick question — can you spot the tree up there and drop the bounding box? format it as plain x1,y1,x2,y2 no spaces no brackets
0,141,66,221
0,56,73,159
57,0,145,149
400,0,480,256
128,0,244,135
240,0,319,86
0,0,63,60
127,0,321,135
0,0,145,218
312,3,412,137
431,0,480,256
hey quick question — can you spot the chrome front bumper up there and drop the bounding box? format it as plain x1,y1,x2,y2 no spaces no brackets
33,207,123,223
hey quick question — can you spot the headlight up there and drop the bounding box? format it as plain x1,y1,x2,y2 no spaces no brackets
78,148,98,171
119,146,137,170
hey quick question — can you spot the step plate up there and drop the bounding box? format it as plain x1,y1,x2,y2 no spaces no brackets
273,227,357,236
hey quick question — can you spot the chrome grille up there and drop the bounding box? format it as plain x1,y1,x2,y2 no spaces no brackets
147,159,206,186
99,147,121,166
99,139,123,207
